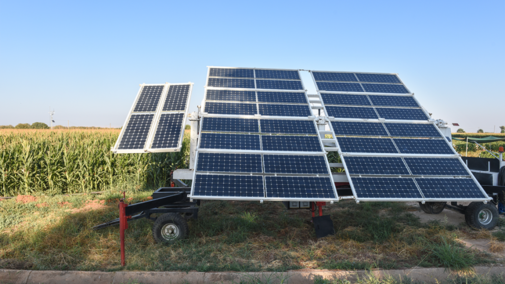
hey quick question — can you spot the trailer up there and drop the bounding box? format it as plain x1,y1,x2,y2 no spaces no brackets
94,67,504,266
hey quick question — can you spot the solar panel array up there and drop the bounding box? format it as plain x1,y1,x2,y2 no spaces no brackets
191,67,338,201
113,83,193,153
313,71,489,202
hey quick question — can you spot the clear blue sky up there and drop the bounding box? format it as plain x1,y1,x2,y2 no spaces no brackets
1,0,504,132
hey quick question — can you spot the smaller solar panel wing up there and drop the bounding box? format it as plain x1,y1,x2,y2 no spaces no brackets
352,178,422,199
337,137,398,153
262,136,322,152
312,72,357,82
258,104,311,117
376,108,428,120
118,114,154,149
133,85,165,112
163,85,190,111
260,120,317,134
193,174,264,197
257,92,307,103
256,80,303,90
355,74,401,84
325,106,378,119
321,94,371,106
266,177,335,198
361,84,409,93
206,90,256,102
332,122,388,136
394,139,455,154
345,157,409,175
205,102,257,115
317,82,363,92
255,69,300,80
202,117,259,133
385,123,442,137
197,153,262,173
264,155,329,174
209,68,254,78
199,133,261,150
368,95,419,107
416,178,487,199
405,158,469,176
150,113,184,149
208,78,255,89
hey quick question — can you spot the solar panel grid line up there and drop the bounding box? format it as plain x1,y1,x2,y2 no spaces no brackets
414,177,489,201
132,84,166,113
350,177,425,200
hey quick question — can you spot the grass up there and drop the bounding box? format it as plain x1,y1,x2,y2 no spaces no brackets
1,190,502,272
313,273,505,284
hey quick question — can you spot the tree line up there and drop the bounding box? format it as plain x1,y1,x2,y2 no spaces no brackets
457,126,505,133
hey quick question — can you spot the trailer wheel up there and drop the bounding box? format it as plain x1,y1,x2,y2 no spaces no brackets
419,202,446,214
152,213,188,244
465,202,499,230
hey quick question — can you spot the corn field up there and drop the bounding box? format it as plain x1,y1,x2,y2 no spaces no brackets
0,130,189,196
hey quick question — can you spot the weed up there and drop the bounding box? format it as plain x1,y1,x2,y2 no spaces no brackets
430,237,476,270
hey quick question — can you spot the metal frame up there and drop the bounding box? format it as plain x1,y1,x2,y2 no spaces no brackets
113,82,194,154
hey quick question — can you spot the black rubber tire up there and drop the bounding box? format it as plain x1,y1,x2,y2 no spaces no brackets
465,202,499,230
152,213,188,244
419,202,446,214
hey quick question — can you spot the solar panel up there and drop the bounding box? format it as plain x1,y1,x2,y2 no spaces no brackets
394,139,455,154
345,157,409,175
151,113,184,149
317,82,363,92
202,117,259,133
321,93,371,106
133,85,164,112
197,153,262,173
257,92,307,103
193,174,264,197
206,90,256,102
368,95,419,107
362,84,409,93
325,106,378,119
199,133,261,150
263,155,329,174
118,114,154,149
337,137,397,153
258,104,311,117
208,78,255,88
256,80,303,90
260,120,317,134
209,68,254,78
163,85,190,111
265,177,335,198
255,69,300,80
385,123,442,137
313,72,357,82
331,121,388,136
262,136,322,152
376,108,428,120
356,74,401,84
352,178,422,198
416,178,487,199
405,158,469,176
205,102,257,115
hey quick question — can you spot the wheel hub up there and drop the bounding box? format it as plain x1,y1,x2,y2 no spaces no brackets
161,223,180,240
478,209,493,225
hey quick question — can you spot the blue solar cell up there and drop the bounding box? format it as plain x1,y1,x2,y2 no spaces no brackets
206,90,256,102
405,158,469,176
118,114,154,149
321,93,371,106
256,80,303,90
193,174,264,197
362,84,409,93
209,68,254,78
331,122,388,136
266,177,335,198
151,113,183,149
394,139,455,154
199,133,260,150
376,108,428,120
337,138,397,153
208,78,255,88
317,82,363,92
205,102,257,115
197,153,262,173
202,118,259,133
259,104,311,117
264,155,329,174
325,106,378,119
352,178,422,199
133,85,164,112
261,120,317,134
356,74,401,83
345,157,409,175
313,72,358,82
386,123,442,137
368,95,419,107
257,92,307,103
416,178,486,199
255,69,300,80
163,85,190,111
262,136,322,152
